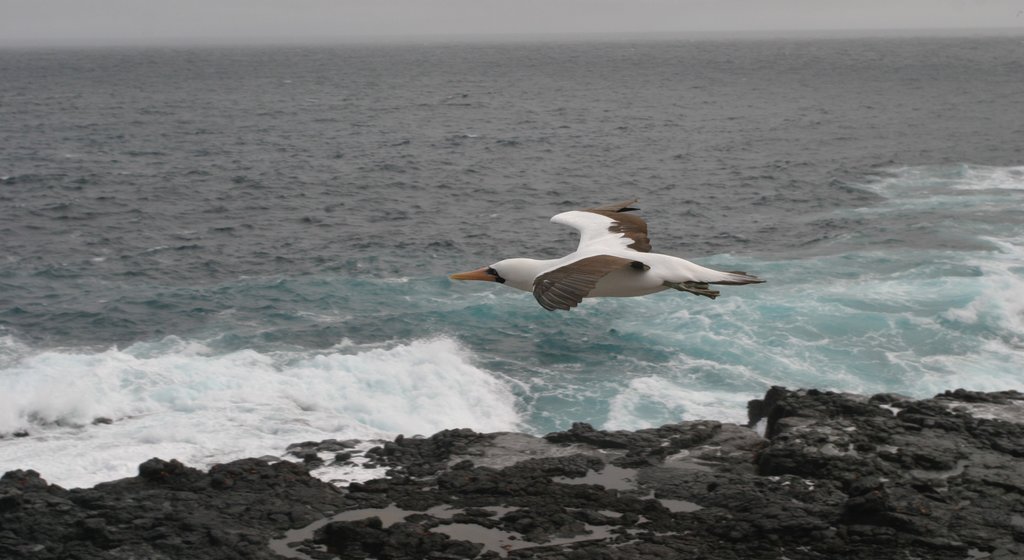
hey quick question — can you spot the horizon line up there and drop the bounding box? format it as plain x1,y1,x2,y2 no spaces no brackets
2,26,1023,50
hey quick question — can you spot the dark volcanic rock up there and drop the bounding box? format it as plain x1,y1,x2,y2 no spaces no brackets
0,458,348,560
363,428,497,478
746,387,1024,558
316,518,485,560
3,387,1023,559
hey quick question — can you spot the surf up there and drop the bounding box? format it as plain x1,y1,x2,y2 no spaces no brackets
0,335,521,488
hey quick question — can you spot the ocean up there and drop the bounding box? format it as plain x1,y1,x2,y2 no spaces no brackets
1,34,1022,488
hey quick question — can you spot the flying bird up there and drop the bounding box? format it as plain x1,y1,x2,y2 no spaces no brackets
450,200,764,311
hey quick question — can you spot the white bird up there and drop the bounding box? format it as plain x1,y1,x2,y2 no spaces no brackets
450,200,764,311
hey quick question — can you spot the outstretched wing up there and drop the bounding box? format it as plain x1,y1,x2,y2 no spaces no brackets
532,255,649,311
550,199,652,253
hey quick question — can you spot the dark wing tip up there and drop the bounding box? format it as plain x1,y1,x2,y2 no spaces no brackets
576,200,651,253
588,199,640,213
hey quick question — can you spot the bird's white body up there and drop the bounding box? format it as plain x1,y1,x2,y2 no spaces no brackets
495,253,725,297
494,210,749,296
450,201,763,311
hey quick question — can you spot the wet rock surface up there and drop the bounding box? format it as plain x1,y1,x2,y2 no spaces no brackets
2,387,1022,559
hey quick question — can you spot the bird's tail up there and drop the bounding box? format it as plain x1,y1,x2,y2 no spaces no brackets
710,271,765,286
664,270,765,299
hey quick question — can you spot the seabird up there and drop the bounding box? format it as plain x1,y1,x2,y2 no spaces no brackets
450,200,765,311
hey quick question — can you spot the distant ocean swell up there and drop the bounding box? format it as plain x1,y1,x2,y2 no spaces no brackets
0,163,1022,488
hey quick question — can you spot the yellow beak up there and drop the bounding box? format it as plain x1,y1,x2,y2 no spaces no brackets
449,266,497,282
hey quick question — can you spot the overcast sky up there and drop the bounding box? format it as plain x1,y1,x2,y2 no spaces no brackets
1,0,1022,47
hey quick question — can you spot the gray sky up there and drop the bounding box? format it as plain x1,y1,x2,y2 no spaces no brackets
1,0,1022,47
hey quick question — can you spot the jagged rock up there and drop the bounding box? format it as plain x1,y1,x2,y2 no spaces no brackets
138,457,203,483
544,421,656,449
0,458,347,560
1,388,1022,559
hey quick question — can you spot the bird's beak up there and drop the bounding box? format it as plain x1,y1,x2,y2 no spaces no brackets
449,267,497,282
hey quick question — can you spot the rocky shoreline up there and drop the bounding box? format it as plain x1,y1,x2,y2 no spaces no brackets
2,387,1023,559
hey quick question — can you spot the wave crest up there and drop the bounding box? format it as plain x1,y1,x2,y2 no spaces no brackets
0,335,521,488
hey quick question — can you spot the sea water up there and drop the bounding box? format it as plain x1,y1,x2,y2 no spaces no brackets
1,35,1022,487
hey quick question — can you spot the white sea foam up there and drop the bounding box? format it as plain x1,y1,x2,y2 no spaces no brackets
861,164,1024,195
605,376,751,430
953,165,1024,191
942,237,1024,336
0,336,521,488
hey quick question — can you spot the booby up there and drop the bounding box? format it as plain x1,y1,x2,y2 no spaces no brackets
450,200,764,311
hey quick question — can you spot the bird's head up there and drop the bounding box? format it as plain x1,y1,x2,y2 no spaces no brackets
449,265,506,284
449,258,542,292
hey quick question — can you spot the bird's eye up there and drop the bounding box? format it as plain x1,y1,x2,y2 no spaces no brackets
486,267,506,283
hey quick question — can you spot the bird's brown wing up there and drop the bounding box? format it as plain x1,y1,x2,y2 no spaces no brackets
582,200,652,253
532,255,649,311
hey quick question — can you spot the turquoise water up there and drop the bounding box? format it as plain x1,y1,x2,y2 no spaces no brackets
2,163,1021,489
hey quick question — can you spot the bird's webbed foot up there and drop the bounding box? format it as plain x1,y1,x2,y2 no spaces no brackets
663,281,720,299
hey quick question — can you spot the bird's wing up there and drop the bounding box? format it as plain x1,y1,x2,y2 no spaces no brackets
533,255,649,311
550,199,652,253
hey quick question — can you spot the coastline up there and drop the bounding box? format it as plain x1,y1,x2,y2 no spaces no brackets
2,387,1022,559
